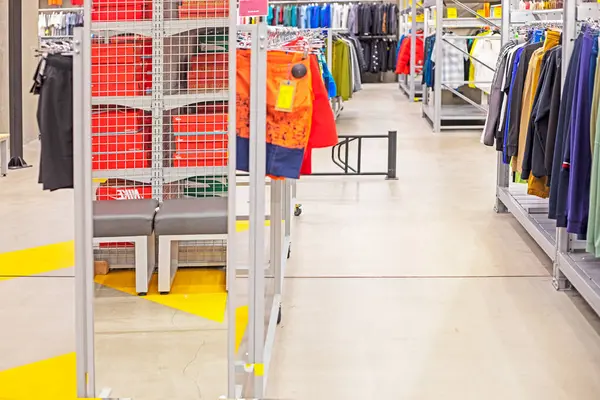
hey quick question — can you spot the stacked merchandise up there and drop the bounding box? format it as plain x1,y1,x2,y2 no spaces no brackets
482,27,600,255
264,2,398,35
421,29,500,91
91,0,153,21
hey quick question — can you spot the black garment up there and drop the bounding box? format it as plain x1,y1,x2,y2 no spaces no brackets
521,50,553,180
37,54,74,191
549,35,582,223
507,42,543,157
544,47,563,182
530,47,561,179
495,44,521,152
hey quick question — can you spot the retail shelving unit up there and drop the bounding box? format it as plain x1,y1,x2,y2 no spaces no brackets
398,0,424,101
495,0,600,317
73,2,293,399
421,0,501,131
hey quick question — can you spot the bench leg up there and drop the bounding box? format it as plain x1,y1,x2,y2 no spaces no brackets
1,140,7,176
158,237,179,294
134,236,150,295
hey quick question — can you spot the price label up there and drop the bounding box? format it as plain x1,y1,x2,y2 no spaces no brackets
493,6,502,17
447,7,458,18
476,9,486,16
275,80,296,112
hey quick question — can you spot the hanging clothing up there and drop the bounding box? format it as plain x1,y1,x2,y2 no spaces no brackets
430,34,469,89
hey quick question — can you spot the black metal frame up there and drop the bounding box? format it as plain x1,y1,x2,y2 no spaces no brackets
309,131,398,180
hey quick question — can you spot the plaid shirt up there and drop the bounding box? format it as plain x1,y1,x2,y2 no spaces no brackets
431,34,469,88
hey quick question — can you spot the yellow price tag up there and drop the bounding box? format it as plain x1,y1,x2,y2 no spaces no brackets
476,9,485,16
416,14,424,22
447,7,458,18
275,80,296,112
493,6,502,17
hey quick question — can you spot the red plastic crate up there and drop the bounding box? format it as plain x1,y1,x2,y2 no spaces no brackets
92,151,151,170
92,132,150,154
96,183,153,201
92,0,152,21
174,133,228,152
173,151,228,167
172,114,228,133
92,110,144,134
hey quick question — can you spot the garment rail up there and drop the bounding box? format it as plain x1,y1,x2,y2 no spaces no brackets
489,0,600,320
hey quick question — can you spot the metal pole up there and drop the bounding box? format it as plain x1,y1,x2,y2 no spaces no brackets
8,0,29,169
495,0,510,213
409,0,417,101
434,0,442,132
226,3,238,397
73,26,95,397
327,28,333,71
386,131,398,180
555,0,576,289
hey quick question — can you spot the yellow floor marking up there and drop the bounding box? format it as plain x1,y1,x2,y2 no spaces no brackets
0,241,74,278
0,219,272,281
235,305,249,353
0,353,77,399
96,269,228,323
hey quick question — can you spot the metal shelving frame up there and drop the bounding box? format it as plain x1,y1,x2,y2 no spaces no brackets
74,3,292,398
398,0,423,101
421,0,501,131
495,0,600,318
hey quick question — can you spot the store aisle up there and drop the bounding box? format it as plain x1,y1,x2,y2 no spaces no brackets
266,84,600,399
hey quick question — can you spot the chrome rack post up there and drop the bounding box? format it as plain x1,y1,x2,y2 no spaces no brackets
73,25,96,397
554,0,577,290
495,0,510,213
434,0,442,132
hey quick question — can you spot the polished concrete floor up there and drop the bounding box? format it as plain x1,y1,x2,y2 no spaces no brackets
2,84,600,399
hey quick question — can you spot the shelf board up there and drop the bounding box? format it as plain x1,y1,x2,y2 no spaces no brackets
92,166,229,183
558,252,600,317
428,17,501,28
498,186,556,260
92,91,228,110
91,18,229,37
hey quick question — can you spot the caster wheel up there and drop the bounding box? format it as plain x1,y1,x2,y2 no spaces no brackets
277,305,282,325
294,205,302,216
137,292,147,297
159,291,169,295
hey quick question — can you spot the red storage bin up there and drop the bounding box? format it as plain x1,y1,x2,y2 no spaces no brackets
92,110,145,134
92,0,152,21
172,114,228,133
92,132,150,154
92,151,151,170
92,41,151,97
173,150,228,167
175,133,228,152
96,181,153,201
188,53,229,91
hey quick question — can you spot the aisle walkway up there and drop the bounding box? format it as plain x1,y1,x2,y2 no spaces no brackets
1,84,600,399
266,84,600,399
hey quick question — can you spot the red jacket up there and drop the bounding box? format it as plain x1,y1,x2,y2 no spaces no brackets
395,35,424,75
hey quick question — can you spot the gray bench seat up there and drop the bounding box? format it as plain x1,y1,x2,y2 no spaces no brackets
156,197,228,293
93,199,159,295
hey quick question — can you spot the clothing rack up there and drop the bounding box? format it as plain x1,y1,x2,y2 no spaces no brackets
421,0,502,131
398,0,424,101
492,0,600,318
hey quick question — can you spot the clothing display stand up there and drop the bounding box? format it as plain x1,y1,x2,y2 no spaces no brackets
398,0,423,101
494,0,600,318
73,1,293,396
38,7,84,40
421,0,502,131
